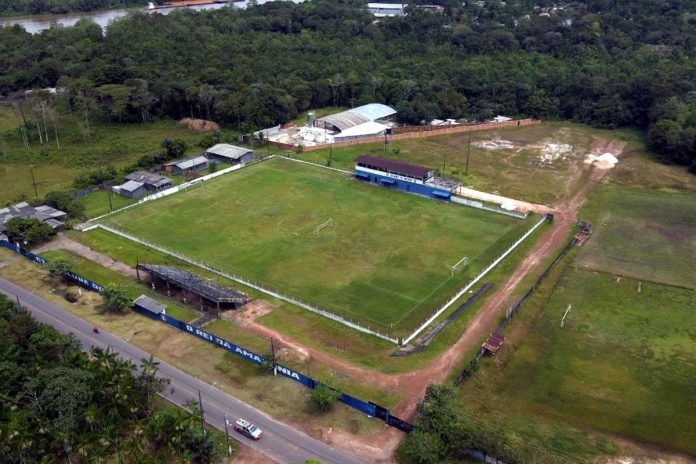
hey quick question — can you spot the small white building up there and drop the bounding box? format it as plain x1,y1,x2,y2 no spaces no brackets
492,115,513,123
367,3,406,17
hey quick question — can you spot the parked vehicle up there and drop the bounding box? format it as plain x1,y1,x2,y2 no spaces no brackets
234,418,262,440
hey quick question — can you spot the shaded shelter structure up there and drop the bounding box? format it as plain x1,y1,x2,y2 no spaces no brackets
482,332,505,354
136,264,249,314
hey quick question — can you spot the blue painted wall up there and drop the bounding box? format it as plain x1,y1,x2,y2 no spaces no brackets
354,171,451,200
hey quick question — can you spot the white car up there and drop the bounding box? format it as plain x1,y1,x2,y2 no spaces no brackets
234,418,263,440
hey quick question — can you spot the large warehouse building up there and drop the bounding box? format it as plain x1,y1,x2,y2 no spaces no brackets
317,103,396,142
354,155,460,200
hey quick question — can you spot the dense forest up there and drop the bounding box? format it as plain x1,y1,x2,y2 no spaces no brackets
0,294,222,463
0,0,143,16
1,0,695,171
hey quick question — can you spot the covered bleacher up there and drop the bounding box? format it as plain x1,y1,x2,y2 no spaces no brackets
136,264,249,312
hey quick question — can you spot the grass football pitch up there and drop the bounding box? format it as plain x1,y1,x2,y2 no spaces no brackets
101,157,529,335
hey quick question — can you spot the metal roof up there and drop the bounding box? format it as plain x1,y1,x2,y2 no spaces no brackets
318,103,397,132
138,264,249,304
165,156,208,170
125,171,172,188
205,144,254,160
119,180,144,192
133,294,167,314
355,155,433,179
334,121,388,139
0,202,67,232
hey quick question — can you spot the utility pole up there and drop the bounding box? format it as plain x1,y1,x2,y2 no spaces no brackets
107,190,113,211
197,390,206,436
30,168,38,199
328,141,333,167
442,152,446,174
465,133,472,174
223,415,233,456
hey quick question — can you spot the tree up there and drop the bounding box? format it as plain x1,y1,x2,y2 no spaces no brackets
5,217,54,246
161,138,188,160
309,384,340,412
647,119,682,161
100,284,130,313
44,190,85,219
46,257,74,279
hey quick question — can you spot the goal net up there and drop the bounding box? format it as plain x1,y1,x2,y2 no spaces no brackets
450,256,469,277
314,218,335,234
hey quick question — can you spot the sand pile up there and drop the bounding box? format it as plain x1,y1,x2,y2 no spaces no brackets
180,118,220,133
585,152,619,169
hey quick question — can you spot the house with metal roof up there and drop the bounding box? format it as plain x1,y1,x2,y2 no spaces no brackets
133,294,167,314
0,202,67,235
204,144,255,164
163,156,209,175
114,180,146,199
125,171,172,191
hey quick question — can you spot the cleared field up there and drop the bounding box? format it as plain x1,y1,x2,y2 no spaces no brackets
460,267,696,456
578,188,696,289
101,157,528,335
0,103,217,203
297,122,618,205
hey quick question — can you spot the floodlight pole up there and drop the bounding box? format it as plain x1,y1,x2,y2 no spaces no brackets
466,133,471,174
108,190,113,211
30,168,38,199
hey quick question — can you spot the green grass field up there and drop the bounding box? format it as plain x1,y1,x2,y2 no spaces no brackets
100,157,529,335
578,188,696,289
460,267,696,456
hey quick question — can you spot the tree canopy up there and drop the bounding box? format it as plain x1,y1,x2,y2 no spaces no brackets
1,0,695,170
0,294,222,462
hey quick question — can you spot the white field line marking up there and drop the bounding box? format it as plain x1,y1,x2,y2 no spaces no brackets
560,304,572,328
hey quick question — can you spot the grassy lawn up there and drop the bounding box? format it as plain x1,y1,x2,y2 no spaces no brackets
296,121,622,205
82,189,137,219
0,104,220,203
460,267,696,457
39,248,198,322
100,157,529,336
577,188,696,289
0,257,390,438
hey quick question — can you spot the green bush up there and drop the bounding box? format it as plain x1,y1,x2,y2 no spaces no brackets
310,384,341,412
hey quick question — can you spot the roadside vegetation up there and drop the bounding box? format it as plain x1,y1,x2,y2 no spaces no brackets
0,293,225,463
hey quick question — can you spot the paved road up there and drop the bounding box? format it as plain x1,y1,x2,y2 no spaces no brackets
0,276,364,464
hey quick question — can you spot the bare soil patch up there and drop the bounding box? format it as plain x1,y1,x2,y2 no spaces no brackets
179,118,220,133
223,300,275,327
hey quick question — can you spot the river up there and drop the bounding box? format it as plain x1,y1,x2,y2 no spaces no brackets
0,1,304,34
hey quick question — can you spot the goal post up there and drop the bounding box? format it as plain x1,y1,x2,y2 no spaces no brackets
450,256,469,277
314,218,335,234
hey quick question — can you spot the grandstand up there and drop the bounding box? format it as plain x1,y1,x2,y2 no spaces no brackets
354,155,460,200
136,263,249,313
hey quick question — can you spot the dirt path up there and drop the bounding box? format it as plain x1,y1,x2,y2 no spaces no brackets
35,235,138,279
455,186,554,214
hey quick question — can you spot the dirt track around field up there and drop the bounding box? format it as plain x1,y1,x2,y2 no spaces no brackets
40,138,634,463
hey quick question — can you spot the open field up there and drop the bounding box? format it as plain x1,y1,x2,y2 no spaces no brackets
0,104,220,203
459,266,696,457
100,157,531,335
296,121,627,205
82,189,137,218
577,188,696,289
